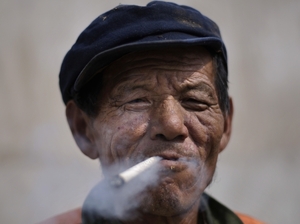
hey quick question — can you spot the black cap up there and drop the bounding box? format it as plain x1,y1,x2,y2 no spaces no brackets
59,1,227,104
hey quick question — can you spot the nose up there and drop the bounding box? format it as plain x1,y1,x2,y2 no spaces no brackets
150,97,188,141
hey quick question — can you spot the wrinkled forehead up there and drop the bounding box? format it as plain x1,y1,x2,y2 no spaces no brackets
101,46,214,89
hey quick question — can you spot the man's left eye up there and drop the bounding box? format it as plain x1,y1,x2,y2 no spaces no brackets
128,98,147,104
185,98,201,103
182,98,208,110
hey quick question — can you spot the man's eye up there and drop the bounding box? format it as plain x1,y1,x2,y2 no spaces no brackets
125,98,150,111
185,98,201,103
182,98,208,110
128,98,146,104
184,98,205,104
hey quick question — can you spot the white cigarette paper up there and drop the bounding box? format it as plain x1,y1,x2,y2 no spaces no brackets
111,156,161,187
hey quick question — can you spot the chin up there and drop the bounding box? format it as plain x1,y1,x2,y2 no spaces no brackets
138,181,201,217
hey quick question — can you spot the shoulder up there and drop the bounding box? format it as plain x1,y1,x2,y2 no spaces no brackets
37,207,266,224
37,208,82,224
202,193,266,224
236,212,266,224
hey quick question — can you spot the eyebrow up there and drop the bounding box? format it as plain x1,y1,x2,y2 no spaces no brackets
114,83,153,95
182,82,215,95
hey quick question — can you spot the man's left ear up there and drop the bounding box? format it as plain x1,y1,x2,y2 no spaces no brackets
219,97,234,153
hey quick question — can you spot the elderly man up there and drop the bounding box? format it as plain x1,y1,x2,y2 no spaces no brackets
41,1,264,224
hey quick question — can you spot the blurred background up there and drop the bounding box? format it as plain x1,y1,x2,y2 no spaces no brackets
1,0,299,223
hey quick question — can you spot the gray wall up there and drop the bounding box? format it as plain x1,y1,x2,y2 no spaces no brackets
1,0,299,223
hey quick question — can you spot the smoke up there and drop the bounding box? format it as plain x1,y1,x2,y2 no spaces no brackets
82,158,161,222
81,156,209,223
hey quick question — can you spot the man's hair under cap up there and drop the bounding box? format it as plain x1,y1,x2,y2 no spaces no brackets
59,1,228,104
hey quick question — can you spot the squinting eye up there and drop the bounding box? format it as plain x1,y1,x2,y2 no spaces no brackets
128,98,146,104
186,98,201,103
125,98,150,111
182,98,208,111
184,98,205,104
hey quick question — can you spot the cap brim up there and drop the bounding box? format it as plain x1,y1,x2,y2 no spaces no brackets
74,35,224,91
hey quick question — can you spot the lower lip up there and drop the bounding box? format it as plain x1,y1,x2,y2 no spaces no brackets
159,159,188,172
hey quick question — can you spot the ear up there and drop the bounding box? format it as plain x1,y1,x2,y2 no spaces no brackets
219,97,234,153
65,100,99,159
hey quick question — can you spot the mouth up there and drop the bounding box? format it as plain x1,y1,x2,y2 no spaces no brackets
155,152,180,161
154,153,189,173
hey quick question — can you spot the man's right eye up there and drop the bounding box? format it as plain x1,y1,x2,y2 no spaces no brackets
124,98,151,111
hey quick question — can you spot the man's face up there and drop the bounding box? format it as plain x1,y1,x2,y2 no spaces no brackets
79,47,229,216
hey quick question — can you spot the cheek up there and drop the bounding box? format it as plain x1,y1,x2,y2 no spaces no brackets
97,113,149,164
93,121,116,167
186,112,224,159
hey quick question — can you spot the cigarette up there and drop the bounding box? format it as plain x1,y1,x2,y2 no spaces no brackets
110,156,161,187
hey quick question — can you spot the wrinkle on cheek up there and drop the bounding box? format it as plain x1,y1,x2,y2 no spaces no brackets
203,114,224,160
109,131,121,164
110,116,149,160
126,122,149,157
96,127,116,166
186,113,209,149
92,110,124,165
186,111,223,161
